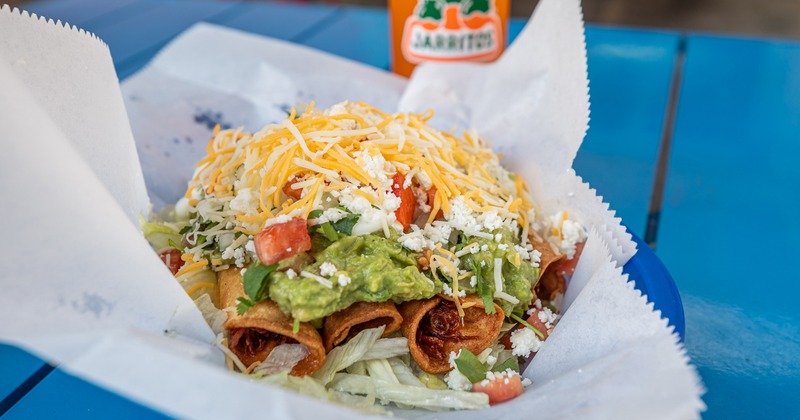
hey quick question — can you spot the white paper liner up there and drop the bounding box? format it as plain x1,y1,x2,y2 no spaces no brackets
0,5,149,225
0,1,703,418
122,24,407,209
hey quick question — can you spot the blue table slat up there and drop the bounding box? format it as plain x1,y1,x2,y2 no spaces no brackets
85,0,242,68
0,345,48,410
114,2,340,79
207,2,338,41
2,368,167,419
23,0,143,27
659,34,800,419
578,26,680,235
299,6,391,70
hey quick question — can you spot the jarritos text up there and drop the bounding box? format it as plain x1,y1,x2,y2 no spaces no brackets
402,0,505,63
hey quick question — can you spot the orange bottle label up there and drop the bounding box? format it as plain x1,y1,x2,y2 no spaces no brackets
391,0,509,77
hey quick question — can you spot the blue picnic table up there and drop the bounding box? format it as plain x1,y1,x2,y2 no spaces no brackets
1,1,798,418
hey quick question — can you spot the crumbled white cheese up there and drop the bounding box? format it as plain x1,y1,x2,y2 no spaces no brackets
560,219,587,259
538,307,559,329
353,150,391,189
481,244,489,252
319,208,347,223
382,191,402,212
338,188,372,214
444,196,480,231
264,214,292,227
444,369,473,391
486,355,497,367
337,274,351,287
529,249,542,268
470,276,478,287
510,328,542,358
442,282,454,297
497,243,508,251
286,269,297,279
320,262,337,277
494,234,502,242
480,210,504,231
401,236,425,252
425,223,452,244
448,350,461,369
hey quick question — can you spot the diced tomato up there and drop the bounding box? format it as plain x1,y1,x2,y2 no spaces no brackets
426,186,444,219
254,218,312,265
391,173,415,232
158,248,183,275
525,309,552,339
555,240,586,276
472,373,524,405
282,176,303,200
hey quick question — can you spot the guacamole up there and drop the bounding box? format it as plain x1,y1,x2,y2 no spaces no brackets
269,234,440,322
456,229,539,316
267,226,539,322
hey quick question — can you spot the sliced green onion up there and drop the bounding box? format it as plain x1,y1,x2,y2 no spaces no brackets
492,357,520,373
509,313,545,339
454,349,487,383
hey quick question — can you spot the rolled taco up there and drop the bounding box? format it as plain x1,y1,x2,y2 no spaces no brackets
399,295,504,374
218,268,326,376
529,236,566,300
322,301,403,352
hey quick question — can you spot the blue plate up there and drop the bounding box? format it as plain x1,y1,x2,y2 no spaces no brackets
623,231,685,340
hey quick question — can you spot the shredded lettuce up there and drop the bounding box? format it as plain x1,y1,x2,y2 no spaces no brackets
193,294,227,335
359,337,409,361
330,373,489,410
312,326,384,385
140,217,183,250
365,359,400,384
258,371,330,401
346,360,368,376
387,358,425,387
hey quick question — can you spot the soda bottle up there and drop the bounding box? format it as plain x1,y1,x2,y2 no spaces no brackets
390,0,510,77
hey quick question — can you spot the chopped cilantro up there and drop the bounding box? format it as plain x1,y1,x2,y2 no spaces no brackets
237,262,278,315
331,214,359,235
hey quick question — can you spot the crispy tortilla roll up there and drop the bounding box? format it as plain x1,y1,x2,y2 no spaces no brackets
323,301,403,352
530,237,565,281
399,295,504,374
529,237,565,300
218,268,326,376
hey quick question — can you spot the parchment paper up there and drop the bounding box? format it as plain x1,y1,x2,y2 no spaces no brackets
0,1,703,418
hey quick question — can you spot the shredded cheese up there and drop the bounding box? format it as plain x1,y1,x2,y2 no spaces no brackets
176,101,568,296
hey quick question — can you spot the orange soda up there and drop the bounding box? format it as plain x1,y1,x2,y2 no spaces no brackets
389,0,511,77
